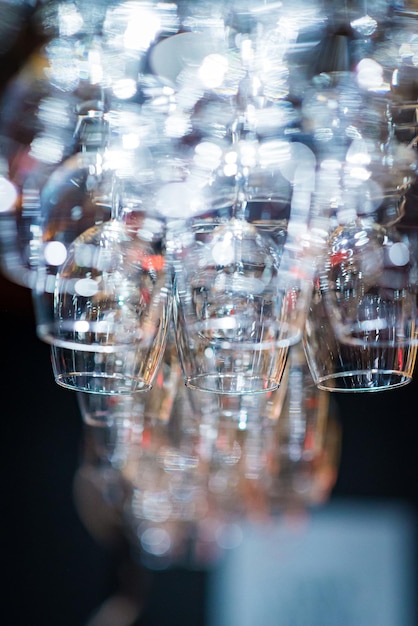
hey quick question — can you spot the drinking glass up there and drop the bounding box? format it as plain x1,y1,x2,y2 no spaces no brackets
304,277,417,392
322,217,417,349
51,215,172,394
172,216,291,395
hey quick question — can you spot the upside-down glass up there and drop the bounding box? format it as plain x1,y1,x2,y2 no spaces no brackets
172,215,293,395
304,272,417,393
51,215,172,394
323,218,417,348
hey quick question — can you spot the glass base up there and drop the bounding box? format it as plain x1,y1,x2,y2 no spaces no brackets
55,372,150,395
316,369,412,393
185,373,279,395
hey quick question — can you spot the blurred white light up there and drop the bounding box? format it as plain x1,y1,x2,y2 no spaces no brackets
388,242,410,267
240,38,254,65
113,78,137,100
347,166,371,181
73,320,90,333
74,278,99,297
58,3,83,37
223,163,238,177
356,58,384,90
0,176,17,212
212,240,235,266
124,7,161,51
87,48,104,85
44,241,68,266
165,113,191,138
198,53,228,89
156,182,199,218
122,132,141,151
29,136,66,165
193,141,223,170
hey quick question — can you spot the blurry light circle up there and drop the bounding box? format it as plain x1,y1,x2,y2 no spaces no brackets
44,241,68,266
112,78,137,100
388,242,410,267
198,53,229,89
356,58,384,90
0,176,17,212
74,278,99,297
140,526,171,556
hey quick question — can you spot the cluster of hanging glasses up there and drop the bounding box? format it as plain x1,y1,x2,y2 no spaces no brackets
1,0,418,565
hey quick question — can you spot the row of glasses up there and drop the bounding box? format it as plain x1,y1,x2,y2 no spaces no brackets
30,0,325,397
1,0,418,400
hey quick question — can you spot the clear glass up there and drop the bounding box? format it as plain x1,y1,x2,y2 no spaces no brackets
323,219,417,348
51,217,172,394
304,280,417,393
172,218,293,394
33,149,113,343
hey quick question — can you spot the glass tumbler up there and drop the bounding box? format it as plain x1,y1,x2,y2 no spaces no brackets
323,218,417,348
172,218,295,395
304,279,417,392
50,217,172,394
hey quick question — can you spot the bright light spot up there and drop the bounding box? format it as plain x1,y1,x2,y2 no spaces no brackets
122,132,140,151
347,166,371,181
74,278,99,297
204,347,214,359
223,162,238,177
57,3,83,36
198,53,228,89
155,182,199,218
346,138,371,165
359,318,388,332
88,49,103,85
0,176,17,212
212,240,235,265
388,242,410,266
356,58,384,90
351,14,377,37
240,38,253,64
193,141,223,170
44,241,68,266
73,320,90,333
239,141,257,168
29,136,65,165
164,113,191,138
277,142,315,184
124,8,161,51
225,151,237,164
113,78,137,100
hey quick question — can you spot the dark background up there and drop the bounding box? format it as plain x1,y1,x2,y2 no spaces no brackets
0,10,417,625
